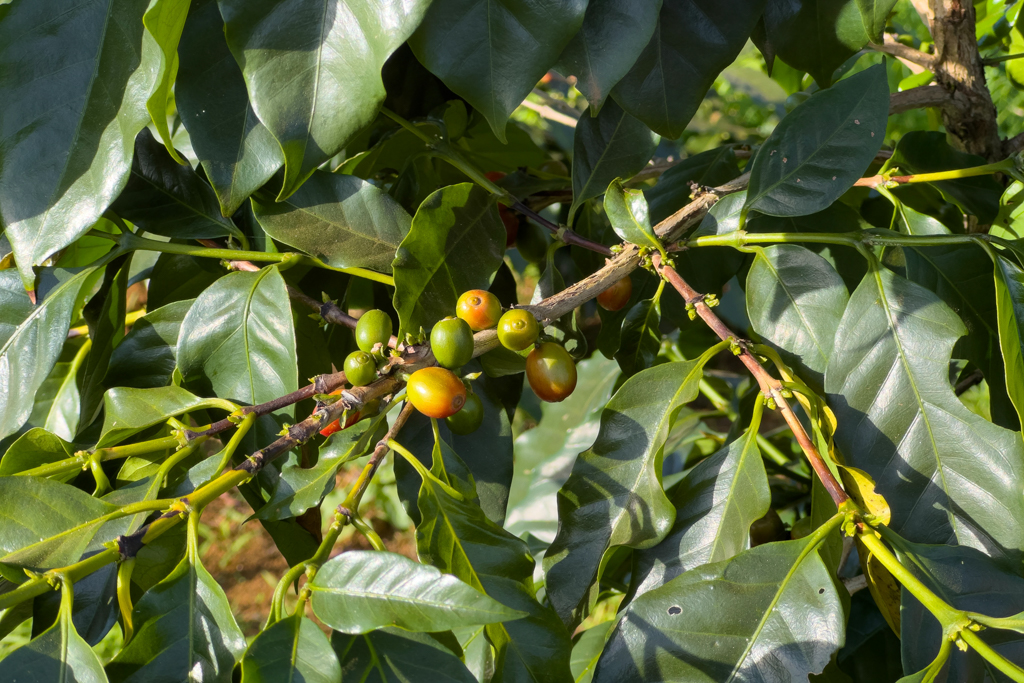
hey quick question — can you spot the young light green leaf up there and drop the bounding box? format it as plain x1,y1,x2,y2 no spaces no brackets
177,0,283,216
240,615,340,683
142,0,190,164
593,533,844,682
571,621,615,683
745,64,889,217
544,356,717,627
309,550,524,634
825,267,1024,564
409,0,586,141
217,0,431,198
569,101,659,224
0,0,158,287
252,171,411,274
557,0,663,113
995,254,1024,428
98,386,235,448
331,629,478,683
27,342,89,442
0,428,76,478
392,183,505,336
610,0,766,138
603,179,660,251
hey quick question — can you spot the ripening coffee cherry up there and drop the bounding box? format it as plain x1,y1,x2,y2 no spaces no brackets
344,351,377,387
355,309,392,353
456,290,502,331
407,367,467,419
446,391,484,434
497,309,539,351
597,276,632,312
430,317,474,369
526,342,577,402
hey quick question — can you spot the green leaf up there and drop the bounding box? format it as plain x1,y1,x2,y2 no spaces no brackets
331,629,478,683
142,0,190,164
0,477,119,570
217,0,430,198
106,299,194,390
254,421,376,521
309,550,523,634
25,341,90,442
759,0,867,87
108,537,246,683
593,532,844,682
571,622,614,683
544,356,716,626
745,64,889,217
0,428,76,478
746,245,849,389
0,0,158,286
557,0,663,112
79,256,132,430
614,296,662,377
1,583,108,683
505,355,621,541
409,0,587,141
111,129,240,240
856,0,898,43
995,254,1024,429
239,614,340,683
825,266,1024,564
98,386,233,448
570,101,659,224
603,179,660,251
176,0,283,215
392,183,505,336
631,420,770,597
0,266,103,441
252,171,412,274
610,0,767,138
645,147,740,224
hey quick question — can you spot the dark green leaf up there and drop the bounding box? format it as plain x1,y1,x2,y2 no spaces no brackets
78,256,132,430
610,0,766,138
604,179,660,250
309,550,523,634
252,171,411,274
544,356,716,626
240,614,339,683
759,0,867,87
645,147,740,224
392,183,505,336
745,65,889,217
594,532,844,682
746,245,849,389
691,191,747,238
142,0,190,164
410,0,587,141
106,299,194,390
996,254,1024,428
98,386,234,448
557,0,663,112
825,267,1024,564
631,420,770,597
177,0,283,215
0,0,157,286
145,253,224,310
570,101,658,223
217,0,430,197
331,629,478,683
614,297,661,377
112,129,240,240
0,266,103,441
31,557,118,647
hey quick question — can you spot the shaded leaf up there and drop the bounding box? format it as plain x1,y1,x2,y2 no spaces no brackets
745,65,889,217
571,622,614,683
645,147,740,224
106,299,194,390
759,0,867,87
614,297,662,377
856,0,898,43
994,254,1024,428
240,614,340,683
331,628,477,683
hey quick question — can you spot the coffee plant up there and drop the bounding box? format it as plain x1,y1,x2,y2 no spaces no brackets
2,0,1024,680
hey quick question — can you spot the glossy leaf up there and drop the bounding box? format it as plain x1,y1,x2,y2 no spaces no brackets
631,419,770,597
0,428,76,478
745,65,889,217
759,0,867,87
240,614,339,683
410,0,587,141
604,179,660,251
746,245,849,389
0,266,103,441
571,622,614,683
106,299,193,390
825,266,1024,564
252,170,412,274
557,0,662,112
544,356,715,626
78,256,132,429
26,342,89,442
614,296,661,377
392,183,505,336
610,0,766,138
856,0,898,43
645,146,740,224
98,386,234,448
309,550,523,634
142,0,190,163
217,0,430,198
569,101,659,223
593,533,844,682
177,0,283,215
331,629,477,683
995,254,1024,427
111,129,240,240
0,0,157,286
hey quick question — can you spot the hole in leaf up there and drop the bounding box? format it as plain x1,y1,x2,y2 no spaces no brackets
667,605,682,615
818,588,825,594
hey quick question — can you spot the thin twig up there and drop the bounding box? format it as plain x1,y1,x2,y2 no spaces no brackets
869,39,936,69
